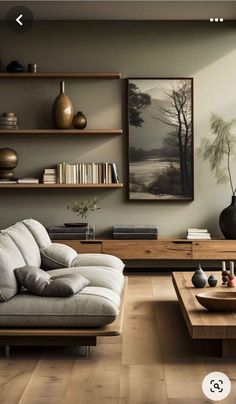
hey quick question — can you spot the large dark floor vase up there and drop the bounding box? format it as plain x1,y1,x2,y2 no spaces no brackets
219,196,236,239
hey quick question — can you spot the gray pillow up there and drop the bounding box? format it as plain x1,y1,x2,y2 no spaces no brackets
40,243,77,270
14,266,89,297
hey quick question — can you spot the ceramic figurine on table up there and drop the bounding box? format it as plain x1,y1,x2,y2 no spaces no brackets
191,264,207,288
208,275,218,287
222,262,229,286
227,275,236,288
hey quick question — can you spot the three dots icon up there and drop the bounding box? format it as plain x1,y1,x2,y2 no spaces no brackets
210,18,224,22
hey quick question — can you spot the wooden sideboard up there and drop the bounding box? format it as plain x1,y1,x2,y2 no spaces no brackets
56,238,236,260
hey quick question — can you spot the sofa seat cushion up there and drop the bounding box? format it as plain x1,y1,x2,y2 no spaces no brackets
0,234,25,301
0,287,120,327
72,254,125,273
48,266,124,295
2,222,41,267
23,219,52,249
15,265,89,297
40,243,77,270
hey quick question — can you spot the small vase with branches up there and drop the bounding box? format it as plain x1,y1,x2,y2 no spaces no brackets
66,197,100,239
199,113,236,238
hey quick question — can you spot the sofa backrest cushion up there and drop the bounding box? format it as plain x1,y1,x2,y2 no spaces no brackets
2,222,41,267
40,243,77,270
23,219,52,249
0,234,25,301
15,265,89,297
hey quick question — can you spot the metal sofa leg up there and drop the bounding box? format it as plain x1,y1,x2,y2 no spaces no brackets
5,345,10,357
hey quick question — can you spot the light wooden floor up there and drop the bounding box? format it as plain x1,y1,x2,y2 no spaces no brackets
1,273,236,404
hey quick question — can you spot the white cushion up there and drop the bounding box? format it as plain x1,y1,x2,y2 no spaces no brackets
2,222,41,267
23,218,52,249
0,234,25,301
40,243,77,270
72,253,125,273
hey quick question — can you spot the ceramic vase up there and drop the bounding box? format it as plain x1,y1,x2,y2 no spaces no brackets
219,196,236,239
191,265,207,288
7,60,23,73
52,81,73,129
73,111,87,129
208,275,218,287
0,147,18,179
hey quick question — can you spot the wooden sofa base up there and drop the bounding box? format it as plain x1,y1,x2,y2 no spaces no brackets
0,277,127,349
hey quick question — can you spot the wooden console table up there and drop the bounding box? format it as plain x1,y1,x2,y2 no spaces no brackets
57,238,236,260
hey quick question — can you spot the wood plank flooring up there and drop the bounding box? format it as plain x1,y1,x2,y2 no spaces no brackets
1,274,236,403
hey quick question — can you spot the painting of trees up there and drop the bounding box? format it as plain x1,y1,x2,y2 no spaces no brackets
128,78,193,201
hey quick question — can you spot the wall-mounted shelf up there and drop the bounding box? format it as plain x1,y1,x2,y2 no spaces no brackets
0,129,123,136
0,72,121,79
0,183,123,189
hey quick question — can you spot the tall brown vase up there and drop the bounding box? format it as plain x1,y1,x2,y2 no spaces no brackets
52,81,73,129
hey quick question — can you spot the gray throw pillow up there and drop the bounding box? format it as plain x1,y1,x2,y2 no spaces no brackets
14,265,89,297
40,243,77,270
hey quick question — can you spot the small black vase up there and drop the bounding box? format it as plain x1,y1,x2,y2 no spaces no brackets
7,61,23,73
219,195,236,239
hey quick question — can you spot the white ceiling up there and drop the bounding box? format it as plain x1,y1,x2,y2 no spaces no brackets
0,1,236,20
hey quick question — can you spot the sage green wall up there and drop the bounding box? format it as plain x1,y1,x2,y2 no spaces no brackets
0,21,236,237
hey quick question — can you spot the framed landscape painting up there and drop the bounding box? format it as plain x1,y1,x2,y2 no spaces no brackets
128,78,193,201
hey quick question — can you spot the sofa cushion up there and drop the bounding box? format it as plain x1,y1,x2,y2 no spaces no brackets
72,254,125,273
40,243,77,270
0,234,25,301
0,287,120,327
2,222,41,267
48,265,124,295
23,218,52,249
15,265,89,297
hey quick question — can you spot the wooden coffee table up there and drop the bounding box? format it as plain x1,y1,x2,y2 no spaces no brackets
172,272,236,357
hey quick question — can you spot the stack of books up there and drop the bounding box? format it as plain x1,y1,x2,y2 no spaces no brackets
47,225,95,240
57,162,119,184
113,225,158,240
0,113,18,130
187,228,211,240
43,168,57,184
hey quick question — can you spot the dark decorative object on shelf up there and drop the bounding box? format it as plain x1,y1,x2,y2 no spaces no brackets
219,196,236,239
73,111,87,129
191,264,207,288
0,148,18,179
7,61,23,73
208,275,218,287
28,63,37,73
52,80,73,129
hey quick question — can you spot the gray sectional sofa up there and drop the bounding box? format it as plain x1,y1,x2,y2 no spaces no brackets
0,219,126,350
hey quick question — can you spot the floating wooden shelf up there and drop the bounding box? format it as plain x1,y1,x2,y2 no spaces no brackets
0,129,123,136
0,183,123,189
0,72,121,79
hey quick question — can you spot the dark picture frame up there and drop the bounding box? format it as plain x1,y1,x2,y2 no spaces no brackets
127,78,194,201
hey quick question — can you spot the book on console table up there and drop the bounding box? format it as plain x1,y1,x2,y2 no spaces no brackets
187,228,211,240
48,225,91,233
113,224,158,234
113,233,158,240
49,232,94,240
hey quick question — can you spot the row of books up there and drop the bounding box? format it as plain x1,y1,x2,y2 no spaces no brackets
56,162,119,184
113,224,159,240
187,228,211,240
47,225,95,240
